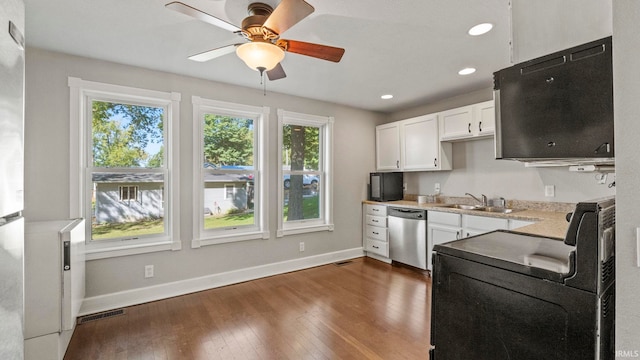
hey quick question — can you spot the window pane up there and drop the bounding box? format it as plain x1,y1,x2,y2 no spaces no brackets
92,100,164,168
203,114,254,168
203,173,255,229
282,125,320,171
91,172,165,240
283,175,320,221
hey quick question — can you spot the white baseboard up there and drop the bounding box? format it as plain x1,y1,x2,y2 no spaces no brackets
80,247,365,316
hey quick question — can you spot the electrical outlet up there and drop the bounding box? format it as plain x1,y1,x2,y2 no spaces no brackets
299,242,305,252
544,185,555,197
434,183,441,194
144,265,154,278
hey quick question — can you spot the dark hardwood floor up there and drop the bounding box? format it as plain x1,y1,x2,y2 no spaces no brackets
65,257,432,359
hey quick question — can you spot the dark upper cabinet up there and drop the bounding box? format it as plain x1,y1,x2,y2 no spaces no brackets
494,37,613,161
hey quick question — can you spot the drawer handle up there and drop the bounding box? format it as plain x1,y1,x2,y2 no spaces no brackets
372,245,379,249
479,121,482,132
456,231,460,240
372,208,379,212
468,123,471,133
372,219,379,223
372,231,379,235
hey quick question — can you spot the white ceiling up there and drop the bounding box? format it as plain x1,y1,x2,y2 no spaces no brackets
23,0,513,113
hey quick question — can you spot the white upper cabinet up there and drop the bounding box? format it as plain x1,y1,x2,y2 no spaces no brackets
375,122,401,170
439,100,495,141
402,114,439,170
376,114,452,172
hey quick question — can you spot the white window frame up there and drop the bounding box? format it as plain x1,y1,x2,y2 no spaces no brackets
192,96,269,247
277,109,334,237
69,77,181,260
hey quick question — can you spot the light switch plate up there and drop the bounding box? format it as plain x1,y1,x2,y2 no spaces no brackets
434,183,441,194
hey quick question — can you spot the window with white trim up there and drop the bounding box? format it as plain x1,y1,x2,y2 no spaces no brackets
119,185,138,201
192,96,269,247
68,77,181,259
277,109,333,237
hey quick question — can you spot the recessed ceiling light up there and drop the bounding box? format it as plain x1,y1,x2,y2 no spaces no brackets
381,94,393,100
458,68,476,75
468,23,493,36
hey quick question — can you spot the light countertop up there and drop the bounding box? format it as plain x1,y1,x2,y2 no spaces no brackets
364,199,571,239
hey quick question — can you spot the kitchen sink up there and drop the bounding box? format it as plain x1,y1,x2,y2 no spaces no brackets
437,204,485,210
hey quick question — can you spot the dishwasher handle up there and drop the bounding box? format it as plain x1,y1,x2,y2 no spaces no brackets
388,207,427,220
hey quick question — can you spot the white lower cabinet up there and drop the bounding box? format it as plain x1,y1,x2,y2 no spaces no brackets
427,211,535,271
363,204,390,260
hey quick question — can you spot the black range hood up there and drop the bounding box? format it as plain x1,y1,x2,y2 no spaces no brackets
493,37,614,166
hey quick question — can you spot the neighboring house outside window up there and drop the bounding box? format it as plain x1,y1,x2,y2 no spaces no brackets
277,109,334,237
69,77,181,259
192,96,269,247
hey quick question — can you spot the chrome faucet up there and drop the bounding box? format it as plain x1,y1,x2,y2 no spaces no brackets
465,193,488,206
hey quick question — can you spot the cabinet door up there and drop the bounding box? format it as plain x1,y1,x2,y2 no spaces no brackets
439,106,473,140
427,223,461,271
402,114,439,170
376,123,401,170
474,100,495,136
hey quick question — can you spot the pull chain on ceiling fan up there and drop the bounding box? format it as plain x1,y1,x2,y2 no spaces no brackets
165,0,345,81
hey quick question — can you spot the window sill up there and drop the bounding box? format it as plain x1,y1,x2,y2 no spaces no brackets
85,239,181,260
277,224,334,238
192,230,270,248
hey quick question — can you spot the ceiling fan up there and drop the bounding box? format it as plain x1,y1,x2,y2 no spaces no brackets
165,0,345,81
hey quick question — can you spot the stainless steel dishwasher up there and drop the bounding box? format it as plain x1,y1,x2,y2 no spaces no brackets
388,207,428,270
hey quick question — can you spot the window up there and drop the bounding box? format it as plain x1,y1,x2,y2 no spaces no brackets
192,96,269,247
119,186,138,201
277,109,333,236
69,77,181,259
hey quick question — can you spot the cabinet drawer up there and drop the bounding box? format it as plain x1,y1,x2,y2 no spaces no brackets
366,204,387,216
365,238,389,257
428,211,461,227
365,225,387,241
366,214,387,227
463,214,509,231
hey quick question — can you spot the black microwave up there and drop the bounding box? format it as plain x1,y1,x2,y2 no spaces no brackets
369,172,403,202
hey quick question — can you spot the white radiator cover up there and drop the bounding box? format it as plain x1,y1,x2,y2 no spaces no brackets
24,219,85,360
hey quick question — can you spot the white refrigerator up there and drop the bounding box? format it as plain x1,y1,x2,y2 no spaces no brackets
0,0,25,359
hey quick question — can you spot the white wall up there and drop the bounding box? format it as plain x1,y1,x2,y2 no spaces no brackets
404,139,614,202
612,0,640,352
24,48,385,301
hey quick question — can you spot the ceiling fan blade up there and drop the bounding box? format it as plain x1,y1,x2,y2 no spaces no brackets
277,39,345,62
263,0,314,36
165,1,241,33
267,63,287,81
188,44,242,62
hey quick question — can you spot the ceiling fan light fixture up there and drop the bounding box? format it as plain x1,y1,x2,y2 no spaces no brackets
236,42,285,72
